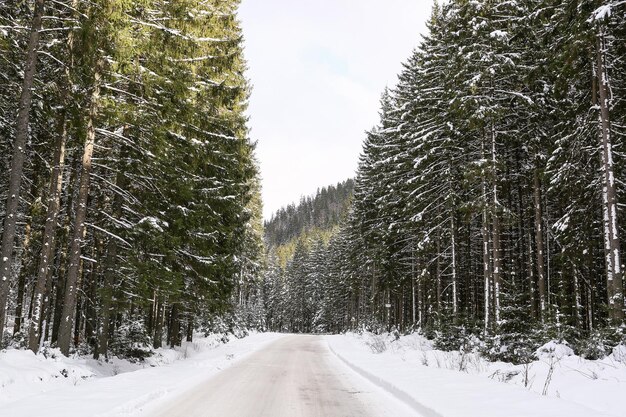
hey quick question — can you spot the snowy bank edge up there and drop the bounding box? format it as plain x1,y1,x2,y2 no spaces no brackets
0,333,286,417
325,337,444,417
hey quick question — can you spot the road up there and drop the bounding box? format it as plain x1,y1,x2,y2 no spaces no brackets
149,335,415,417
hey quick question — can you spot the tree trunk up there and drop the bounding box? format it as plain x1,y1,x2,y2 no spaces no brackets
0,0,46,339
169,303,181,348
450,214,458,319
58,64,102,355
12,221,31,336
411,246,416,325
597,28,624,323
528,232,536,318
28,114,68,352
84,247,98,345
51,272,65,344
153,294,163,349
52,153,81,345
534,166,547,322
482,139,491,331
186,316,193,342
491,125,502,325
436,235,442,322
573,267,583,327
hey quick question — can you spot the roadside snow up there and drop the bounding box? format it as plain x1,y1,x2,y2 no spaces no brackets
0,332,284,417
326,332,625,417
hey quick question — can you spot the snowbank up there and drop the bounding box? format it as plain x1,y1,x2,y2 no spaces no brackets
326,332,625,417
1,332,284,417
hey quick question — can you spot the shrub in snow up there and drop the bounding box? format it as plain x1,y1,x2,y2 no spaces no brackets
356,318,386,335
481,331,540,365
535,340,574,360
7,331,27,349
434,324,479,353
570,327,625,359
483,292,543,365
1,330,12,349
572,330,608,359
109,320,153,361
365,334,388,354
612,344,626,363
198,313,251,342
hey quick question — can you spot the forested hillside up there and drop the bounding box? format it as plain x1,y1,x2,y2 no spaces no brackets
264,179,354,247
262,180,353,331
265,0,626,360
3,0,626,368
0,0,263,357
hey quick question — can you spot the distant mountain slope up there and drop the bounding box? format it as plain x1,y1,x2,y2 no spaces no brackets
264,179,353,266
264,179,354,248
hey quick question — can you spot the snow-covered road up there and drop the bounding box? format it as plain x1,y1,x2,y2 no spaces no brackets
147,335,416,417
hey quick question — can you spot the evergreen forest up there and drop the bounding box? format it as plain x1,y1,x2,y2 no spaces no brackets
263,0,626,362
1,0,626,366
0,0,262,357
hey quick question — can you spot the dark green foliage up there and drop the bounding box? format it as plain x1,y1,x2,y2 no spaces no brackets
110,320,153,361
0,0,263,356
261,0,626,363
264,179,354,247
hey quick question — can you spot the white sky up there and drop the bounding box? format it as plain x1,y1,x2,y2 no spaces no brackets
238,1,432,219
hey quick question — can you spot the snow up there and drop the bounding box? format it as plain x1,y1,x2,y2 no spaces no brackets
489,30,508,40
613,344,626,363
137,216,168,232
3,332,623,416
535,340,574,359
0,332,284,417
326,332,626,417
593,5,612,21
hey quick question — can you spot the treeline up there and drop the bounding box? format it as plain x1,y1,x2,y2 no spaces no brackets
0,0,263,358
266,0,626,359
264,179,354,248
262,180,353,331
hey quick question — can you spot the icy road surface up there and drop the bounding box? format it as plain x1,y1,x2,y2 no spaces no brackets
148,335,417,417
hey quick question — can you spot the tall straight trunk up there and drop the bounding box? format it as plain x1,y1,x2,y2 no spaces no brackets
169,303,181,347
573,267,583,327
534,166,547,322
13,221,32,335
28,0,76,352
186,316,193,342
491,125,502,325
482,140,491,331
466,221,475,319
450,214,458,318
95,238,117,358
58,65,102,355
0,0,46,337
528,232,536,318
492,215,503,324
84,246,98,343
515,158,530,319
597,28,624,323
411,246,416,325
586,268,594,332
436,236,442,322
73,283,83,347
153,294,163,349
95,133,127,359
51,272,65,343
417,273,423,327
28,114,68,352
52,154,80,344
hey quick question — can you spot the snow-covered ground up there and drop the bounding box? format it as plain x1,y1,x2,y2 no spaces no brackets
326,332,626,417
0,332,284,417
3,331,624,417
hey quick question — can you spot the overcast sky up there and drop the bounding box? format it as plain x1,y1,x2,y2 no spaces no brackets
238,1,432,219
